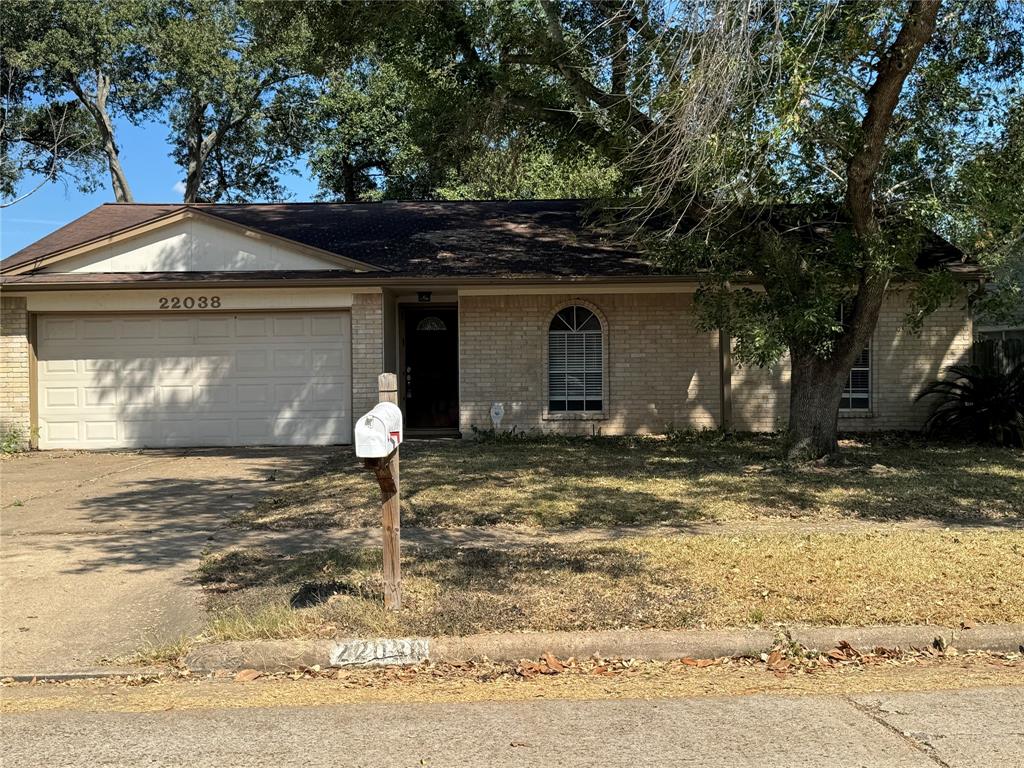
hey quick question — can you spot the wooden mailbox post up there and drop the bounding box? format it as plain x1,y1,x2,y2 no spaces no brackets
361,373,402,611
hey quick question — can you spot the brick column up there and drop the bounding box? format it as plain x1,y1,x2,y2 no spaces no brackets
1,296,31,449
351,292,384,419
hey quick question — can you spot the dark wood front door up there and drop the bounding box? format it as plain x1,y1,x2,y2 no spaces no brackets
402,307,459,429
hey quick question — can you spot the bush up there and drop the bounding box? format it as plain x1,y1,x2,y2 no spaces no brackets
0,426,27,454
916,362,1024,447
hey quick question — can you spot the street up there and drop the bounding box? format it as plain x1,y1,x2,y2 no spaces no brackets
3,684,1022,767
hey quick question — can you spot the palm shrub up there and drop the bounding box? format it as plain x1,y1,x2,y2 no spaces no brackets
916,363,1024,447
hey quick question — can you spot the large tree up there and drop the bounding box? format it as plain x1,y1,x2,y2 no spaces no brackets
328,0,1021,458
1,0,160,202
153,0,317,203
643,0,1023,458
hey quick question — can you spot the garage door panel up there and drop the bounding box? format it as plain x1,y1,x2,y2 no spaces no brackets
40,318,77,340
44,422,80,442
121,318,157,338
235,349,268,373
43,387,79,407
157,318,193,338
273,316,306,336
84,422,118,441
273,349,307,370
235,316,268,336
82,319,117,339
84,387,116,406
37,311,352,448
196,317,231,337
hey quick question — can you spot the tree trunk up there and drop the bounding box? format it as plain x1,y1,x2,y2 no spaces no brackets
342,158,356,202
785,0,940,461
183,102,216,203
69,74,134,202
786,352,849,461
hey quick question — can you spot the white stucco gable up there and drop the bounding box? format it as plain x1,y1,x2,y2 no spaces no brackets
41,215,356,273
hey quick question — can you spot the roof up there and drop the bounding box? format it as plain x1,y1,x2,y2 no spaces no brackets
0,199,977,283
0,200,656,279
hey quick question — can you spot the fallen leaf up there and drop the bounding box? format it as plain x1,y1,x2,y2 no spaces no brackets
234,669,262,682
542,652,565,673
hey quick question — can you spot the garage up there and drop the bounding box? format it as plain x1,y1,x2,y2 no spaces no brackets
35,311,352,449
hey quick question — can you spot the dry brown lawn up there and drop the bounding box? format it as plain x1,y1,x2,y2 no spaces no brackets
234,434,1023,530
197,529,1024,640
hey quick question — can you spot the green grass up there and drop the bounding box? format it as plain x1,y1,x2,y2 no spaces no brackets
197,529,1024,639
234,433,1023,530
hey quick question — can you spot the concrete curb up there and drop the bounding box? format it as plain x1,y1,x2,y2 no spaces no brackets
1,667,165,683
184,623,1024,673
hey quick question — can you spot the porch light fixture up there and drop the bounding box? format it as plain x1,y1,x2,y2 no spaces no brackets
417,291,432,302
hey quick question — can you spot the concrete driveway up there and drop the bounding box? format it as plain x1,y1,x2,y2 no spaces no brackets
0,447,336,675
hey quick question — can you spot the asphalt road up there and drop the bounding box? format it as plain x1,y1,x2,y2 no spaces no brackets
4,686,1022,767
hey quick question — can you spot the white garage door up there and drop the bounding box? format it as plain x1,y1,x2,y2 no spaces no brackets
36,312,352,449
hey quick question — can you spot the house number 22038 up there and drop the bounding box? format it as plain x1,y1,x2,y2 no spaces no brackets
158,296,221,310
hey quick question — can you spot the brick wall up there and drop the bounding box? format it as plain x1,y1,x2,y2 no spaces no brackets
731,291,973,432
1,296,31,448
351,292,384,419
731,353,791,432
459,292,720,435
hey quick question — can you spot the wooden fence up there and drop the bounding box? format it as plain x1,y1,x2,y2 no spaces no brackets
973,337,1024,372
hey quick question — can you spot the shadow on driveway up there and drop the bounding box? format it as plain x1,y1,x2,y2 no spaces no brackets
0,447,339,674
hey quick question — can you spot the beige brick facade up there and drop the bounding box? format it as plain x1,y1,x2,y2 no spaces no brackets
0,296,31,448
0,287,974,448
458,292,721,435
731,291,973,432
350,292,385,418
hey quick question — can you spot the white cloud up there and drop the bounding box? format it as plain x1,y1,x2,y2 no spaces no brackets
172,180,187,196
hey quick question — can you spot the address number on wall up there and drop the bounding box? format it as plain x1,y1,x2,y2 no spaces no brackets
158,296,222,310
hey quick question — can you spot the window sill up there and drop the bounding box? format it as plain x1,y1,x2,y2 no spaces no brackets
542,411,609,421
839,410,873,418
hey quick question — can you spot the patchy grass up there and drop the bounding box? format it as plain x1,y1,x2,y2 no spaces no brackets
197,529,1024,639
234,433,1024,530
125,636,194,668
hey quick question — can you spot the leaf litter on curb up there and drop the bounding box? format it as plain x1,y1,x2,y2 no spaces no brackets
3,644,1020,696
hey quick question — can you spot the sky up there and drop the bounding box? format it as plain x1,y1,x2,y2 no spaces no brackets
0,117,319,259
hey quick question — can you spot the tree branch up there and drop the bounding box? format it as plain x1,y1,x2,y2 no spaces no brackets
537,0,656,136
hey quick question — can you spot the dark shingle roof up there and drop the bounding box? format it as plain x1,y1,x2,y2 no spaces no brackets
1,200,657,279
1,198,975,281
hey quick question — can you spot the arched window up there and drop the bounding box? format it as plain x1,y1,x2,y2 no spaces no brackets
548,305,604,412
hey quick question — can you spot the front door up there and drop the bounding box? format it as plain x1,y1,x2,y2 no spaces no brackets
402,307,459,429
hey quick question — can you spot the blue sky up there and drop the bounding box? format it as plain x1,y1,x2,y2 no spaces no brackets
0,117,319,259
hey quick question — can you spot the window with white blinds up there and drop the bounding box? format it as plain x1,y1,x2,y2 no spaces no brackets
838,304,871,411
841,346,871,410
548,306,604,412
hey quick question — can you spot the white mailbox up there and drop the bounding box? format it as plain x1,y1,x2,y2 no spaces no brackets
355,402,404,458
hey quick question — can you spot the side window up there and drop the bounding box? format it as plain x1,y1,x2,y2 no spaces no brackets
548,305,604,412
839,304,871,411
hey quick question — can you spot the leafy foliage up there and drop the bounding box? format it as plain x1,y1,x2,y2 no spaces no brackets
1,0,159,202
917,363,1024,447
154,0,317,202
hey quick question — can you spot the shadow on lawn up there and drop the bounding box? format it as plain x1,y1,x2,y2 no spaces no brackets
198,540,711,636
240,434,1023,530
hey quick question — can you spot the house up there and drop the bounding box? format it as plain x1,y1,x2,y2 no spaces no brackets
0,200,977,450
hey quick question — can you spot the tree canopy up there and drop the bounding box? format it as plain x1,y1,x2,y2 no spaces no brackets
2,0,1022,456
